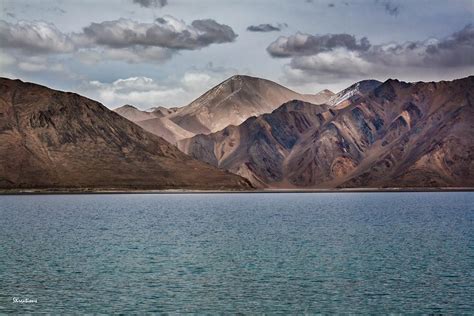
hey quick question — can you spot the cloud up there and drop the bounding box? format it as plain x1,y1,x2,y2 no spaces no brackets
284,48,372,83
0,51,16,68
180,64,237,93
81,76,185,108
362,24,474,68
376,0,400,16
17,60,64,72
0,16,237,65
132,0,167,8
79,16,237,50
247,23,286,32
267,32,370,57
269,24,474,83
190,19,238,47
0,20,75,54
181,72,213,91
426,23,474,66
0,50,75,82
56,7,67,14
77,46,173,65
79,64,239,108
180,62,240,94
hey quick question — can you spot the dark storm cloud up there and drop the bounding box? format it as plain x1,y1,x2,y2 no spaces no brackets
267,32,371,57
247,24,282,32
132,0,167,8
80,17,237,50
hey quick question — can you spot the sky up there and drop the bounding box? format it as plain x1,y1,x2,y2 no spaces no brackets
0,0,473,109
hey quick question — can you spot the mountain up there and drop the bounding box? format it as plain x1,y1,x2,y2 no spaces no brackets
114,105,192,144
114,104,156,122
287,77,474,188
168,75,334,134
178,100,331,187
147,106,178,118
136,116,194,145
180,76,474,188
0,78,252,190
314,89,336,103
327,80,382,108
113,75,335,144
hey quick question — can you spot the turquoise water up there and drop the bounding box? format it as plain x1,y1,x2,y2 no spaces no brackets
0,192,473,313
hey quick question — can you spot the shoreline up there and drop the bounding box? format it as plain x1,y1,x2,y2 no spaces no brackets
1,187,473,195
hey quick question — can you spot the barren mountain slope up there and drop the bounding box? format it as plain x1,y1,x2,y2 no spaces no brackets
286,77,474,188
136,116,194,145
148,106,178,118
178,100,331,186
327,80,382,108
180,76,473,188
169,75,334,134
114,104,156,122
0,78,252,190
114,105,193,144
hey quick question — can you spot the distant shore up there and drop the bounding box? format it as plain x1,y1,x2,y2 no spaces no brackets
1,187,473,195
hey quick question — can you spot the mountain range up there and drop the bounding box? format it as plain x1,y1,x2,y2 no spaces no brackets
1,74,472,191
113,75,334,145
179,76,473,188
163,75,334,134
115,105,193,145
0,78,252,190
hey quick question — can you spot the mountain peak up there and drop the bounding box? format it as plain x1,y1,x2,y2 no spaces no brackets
225,74,259,82
117,104,138,110
217,75,265,92
382,78,412,88
180,75,474,189
114,104,153,122
319,89,335,95
169,74,330,134
328,79,382,107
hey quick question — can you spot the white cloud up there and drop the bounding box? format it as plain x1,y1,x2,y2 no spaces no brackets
0,50,70,78
81,76,186,108
0,20,75,54
79,64,238,109
286,48,372,83
181,72,213,91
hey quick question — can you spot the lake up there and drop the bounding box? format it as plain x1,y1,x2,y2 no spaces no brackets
0,192,473,313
